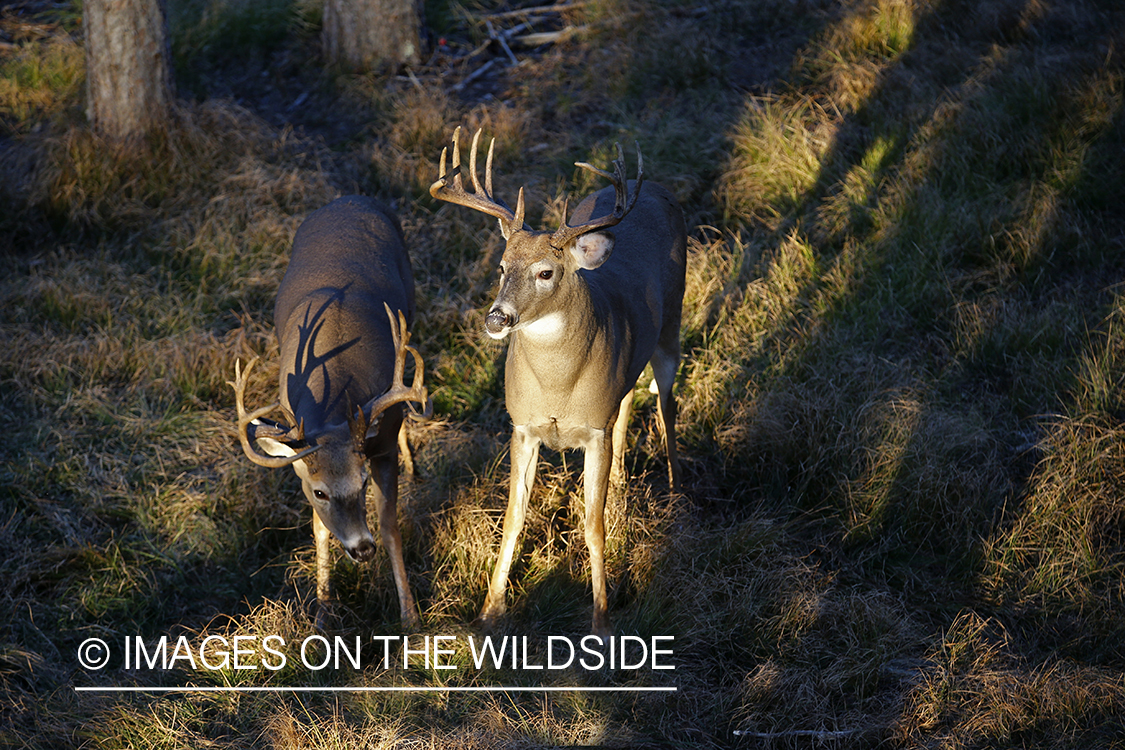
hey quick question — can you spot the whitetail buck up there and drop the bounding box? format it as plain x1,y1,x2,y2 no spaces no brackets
430,128,686,637
230,195,431,628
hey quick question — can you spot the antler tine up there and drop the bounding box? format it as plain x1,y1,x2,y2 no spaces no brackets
389,305,408,387
229,357,320,468
476,130,525,229
611,141,642,216
469,127,486,196
550,141,644,249
365,304,432,423
627,140,644,211
451,125,465,191
403,326,434,420
485,135,495,198
430,128,521,234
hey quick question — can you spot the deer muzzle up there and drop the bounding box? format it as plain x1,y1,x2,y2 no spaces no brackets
486,307,516,338
345,538,377,563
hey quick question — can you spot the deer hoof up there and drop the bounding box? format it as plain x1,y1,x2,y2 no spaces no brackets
474,602,506,633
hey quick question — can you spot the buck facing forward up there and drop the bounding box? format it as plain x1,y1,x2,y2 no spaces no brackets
230,195,430,628
431,129,686,637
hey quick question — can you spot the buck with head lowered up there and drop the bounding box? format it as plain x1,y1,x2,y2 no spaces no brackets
230,195,431,628
430,128,686,637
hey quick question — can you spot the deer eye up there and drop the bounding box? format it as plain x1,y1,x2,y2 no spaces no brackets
313,489,329,501
537,269,554,281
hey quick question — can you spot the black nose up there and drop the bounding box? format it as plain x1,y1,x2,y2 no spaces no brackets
486,309,513,334
349,540,376,563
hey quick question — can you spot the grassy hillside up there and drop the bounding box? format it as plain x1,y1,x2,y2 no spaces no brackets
3,0,1125,746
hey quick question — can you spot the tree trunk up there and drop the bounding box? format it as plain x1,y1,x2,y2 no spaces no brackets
83,0,172,142
322,0,425,73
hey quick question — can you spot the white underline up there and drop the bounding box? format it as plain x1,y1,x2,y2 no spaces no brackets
74,685,676,693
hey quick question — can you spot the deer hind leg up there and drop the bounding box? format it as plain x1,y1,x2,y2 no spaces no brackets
582,429,614,640
371,452,420,629
650,341,682,492
609,389,633,489
397,421,415,480
313,511,334,631
479,426,540,628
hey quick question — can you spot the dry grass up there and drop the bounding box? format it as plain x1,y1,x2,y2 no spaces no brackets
895,611,1125,748
4,0,1125,746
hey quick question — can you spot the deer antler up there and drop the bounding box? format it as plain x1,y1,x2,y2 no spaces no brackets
229,357,321,468
550,141,643,249
362,304,432,426
430,127,526,236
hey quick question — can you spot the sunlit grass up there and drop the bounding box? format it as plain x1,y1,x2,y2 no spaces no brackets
0,38,83,133
896,611,1125,748
795,0,923,112
4,0,1125,747
719,96,833,229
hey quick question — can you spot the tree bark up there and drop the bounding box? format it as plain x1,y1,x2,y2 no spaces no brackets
322,0,425,73
83,0,172,142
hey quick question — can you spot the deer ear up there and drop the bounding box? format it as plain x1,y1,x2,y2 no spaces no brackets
255,435,299,458
349,404,370,449
570,231,614,269
248,418,302,458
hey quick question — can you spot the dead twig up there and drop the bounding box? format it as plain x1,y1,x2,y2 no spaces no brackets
733,729,863,740
452,58,497,93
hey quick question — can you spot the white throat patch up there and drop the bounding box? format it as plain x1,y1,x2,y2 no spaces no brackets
517,311,567,341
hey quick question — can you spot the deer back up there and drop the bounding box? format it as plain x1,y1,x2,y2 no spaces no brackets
232,194,429,588
275,195,415,440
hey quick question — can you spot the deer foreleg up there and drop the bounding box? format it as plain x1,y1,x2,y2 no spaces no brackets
313,511,333,630
372,456,420,629
582,429,614,639
480,426,540,627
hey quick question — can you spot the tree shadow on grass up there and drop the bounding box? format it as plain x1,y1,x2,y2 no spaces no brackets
704,0,1125,743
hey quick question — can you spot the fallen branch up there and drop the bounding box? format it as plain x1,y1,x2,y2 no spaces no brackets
512,25,587,47
485,19,519,66
479,1,592,21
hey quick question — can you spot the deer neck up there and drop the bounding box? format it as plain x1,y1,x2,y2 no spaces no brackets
505,278,615,416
